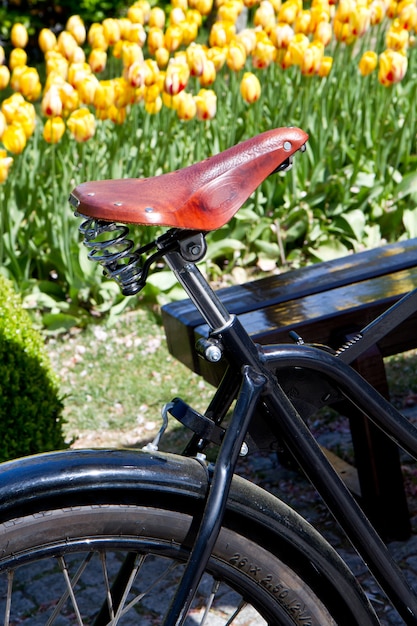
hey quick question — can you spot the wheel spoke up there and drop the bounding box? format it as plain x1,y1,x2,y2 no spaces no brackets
57,555,85,625
199,578,220,624
4,570,13,626
46,552,94,625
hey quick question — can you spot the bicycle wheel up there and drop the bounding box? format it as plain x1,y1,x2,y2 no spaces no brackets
0,449,378,625
0,504,352,625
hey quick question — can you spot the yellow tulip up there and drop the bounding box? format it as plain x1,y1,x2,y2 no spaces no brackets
0,111,6,139
42,86,63,117
77,73,99,104
125,23,147,46
164,60,190,96
195,88,217,120
165,24,183,52
278,0,300,24
122,42,144,68
66,15,86,45
45,51,69,80
313,21,332,46
2,123,27,154
59,82,79,114
398,1,417,29
358,50,378,76
180,19,199,46
18,67,42,101
149,7,166,28
88,24,108,50
67,62,91,88
67,108,95,142
335,0,356,23
12,100,36,138
349,6,371,37
378,48,408,85
113,77,135,107
172,0,188,10
186,43,206,77
191,0,213,16
286,33,309,65
270,22,294,48
107,104,127,124
1,93,25,124
144,83,161,103
155,47,170,68
226,41,247,71
9,48,27,70
88,48,107,73
294,10,311,34
11,23,28,48
176,91,197,120
386,22,409,50
300,41,324,75
0,66,10,90
0,150,13,183
0,46,4,65
370,0,387,25
126,60,147,87
145,95,162,114
102,18,121,46
199,59,216,86
144,59,160,86
148,28,165,54
38,28,57,53
252,39,276,69
57,31,78,60
209,21,236,48
127,6,146,24
93,80,115,109
236,29,257,55
43,116,66,144
206,46,227,71
318,55,333,77
240,71,261,103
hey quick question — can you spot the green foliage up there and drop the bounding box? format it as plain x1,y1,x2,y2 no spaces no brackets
1,8,417,327
0,0,126,39
0,274,66,460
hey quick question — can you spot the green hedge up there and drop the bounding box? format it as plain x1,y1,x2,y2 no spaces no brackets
0,275,66,461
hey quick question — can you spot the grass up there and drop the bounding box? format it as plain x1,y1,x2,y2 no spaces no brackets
45,298,417,455
46,305,214,451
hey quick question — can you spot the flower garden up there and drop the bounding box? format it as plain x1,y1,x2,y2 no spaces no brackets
1,0,417,329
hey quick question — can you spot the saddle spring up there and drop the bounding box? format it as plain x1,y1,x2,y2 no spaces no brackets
77,213,160,295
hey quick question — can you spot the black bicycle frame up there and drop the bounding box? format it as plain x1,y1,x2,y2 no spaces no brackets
163,246,417,625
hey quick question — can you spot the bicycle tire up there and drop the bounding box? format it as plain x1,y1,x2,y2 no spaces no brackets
0,449,379,625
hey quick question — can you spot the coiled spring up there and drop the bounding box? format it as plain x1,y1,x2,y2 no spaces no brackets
77,214,158,295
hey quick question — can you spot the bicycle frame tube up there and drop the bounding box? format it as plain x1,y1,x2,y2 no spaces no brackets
163,250,417,624
261,343,417,624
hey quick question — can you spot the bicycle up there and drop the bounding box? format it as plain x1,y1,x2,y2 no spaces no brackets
2,127,417,624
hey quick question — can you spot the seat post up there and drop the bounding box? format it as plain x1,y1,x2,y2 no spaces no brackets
164,249,233,332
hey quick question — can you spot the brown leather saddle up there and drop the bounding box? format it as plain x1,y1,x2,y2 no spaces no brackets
69,127,308,231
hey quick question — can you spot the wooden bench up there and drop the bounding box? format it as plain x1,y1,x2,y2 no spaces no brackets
162,238,417,541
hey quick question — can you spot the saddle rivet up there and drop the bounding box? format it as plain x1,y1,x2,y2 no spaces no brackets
283,141,292,151
145,207,154,213
87,192,95,197
114,202,123,206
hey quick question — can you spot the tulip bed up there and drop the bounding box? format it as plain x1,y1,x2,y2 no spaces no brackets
1,0,417,329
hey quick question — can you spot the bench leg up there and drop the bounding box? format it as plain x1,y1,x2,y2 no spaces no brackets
348,343,411,541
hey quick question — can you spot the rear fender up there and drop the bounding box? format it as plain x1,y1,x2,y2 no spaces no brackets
0,448,376,624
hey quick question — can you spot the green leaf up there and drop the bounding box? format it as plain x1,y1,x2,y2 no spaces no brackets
309,240,350,262
395,172,417,200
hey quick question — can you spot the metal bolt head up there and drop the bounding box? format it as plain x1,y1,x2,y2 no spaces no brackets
205,344,222,362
